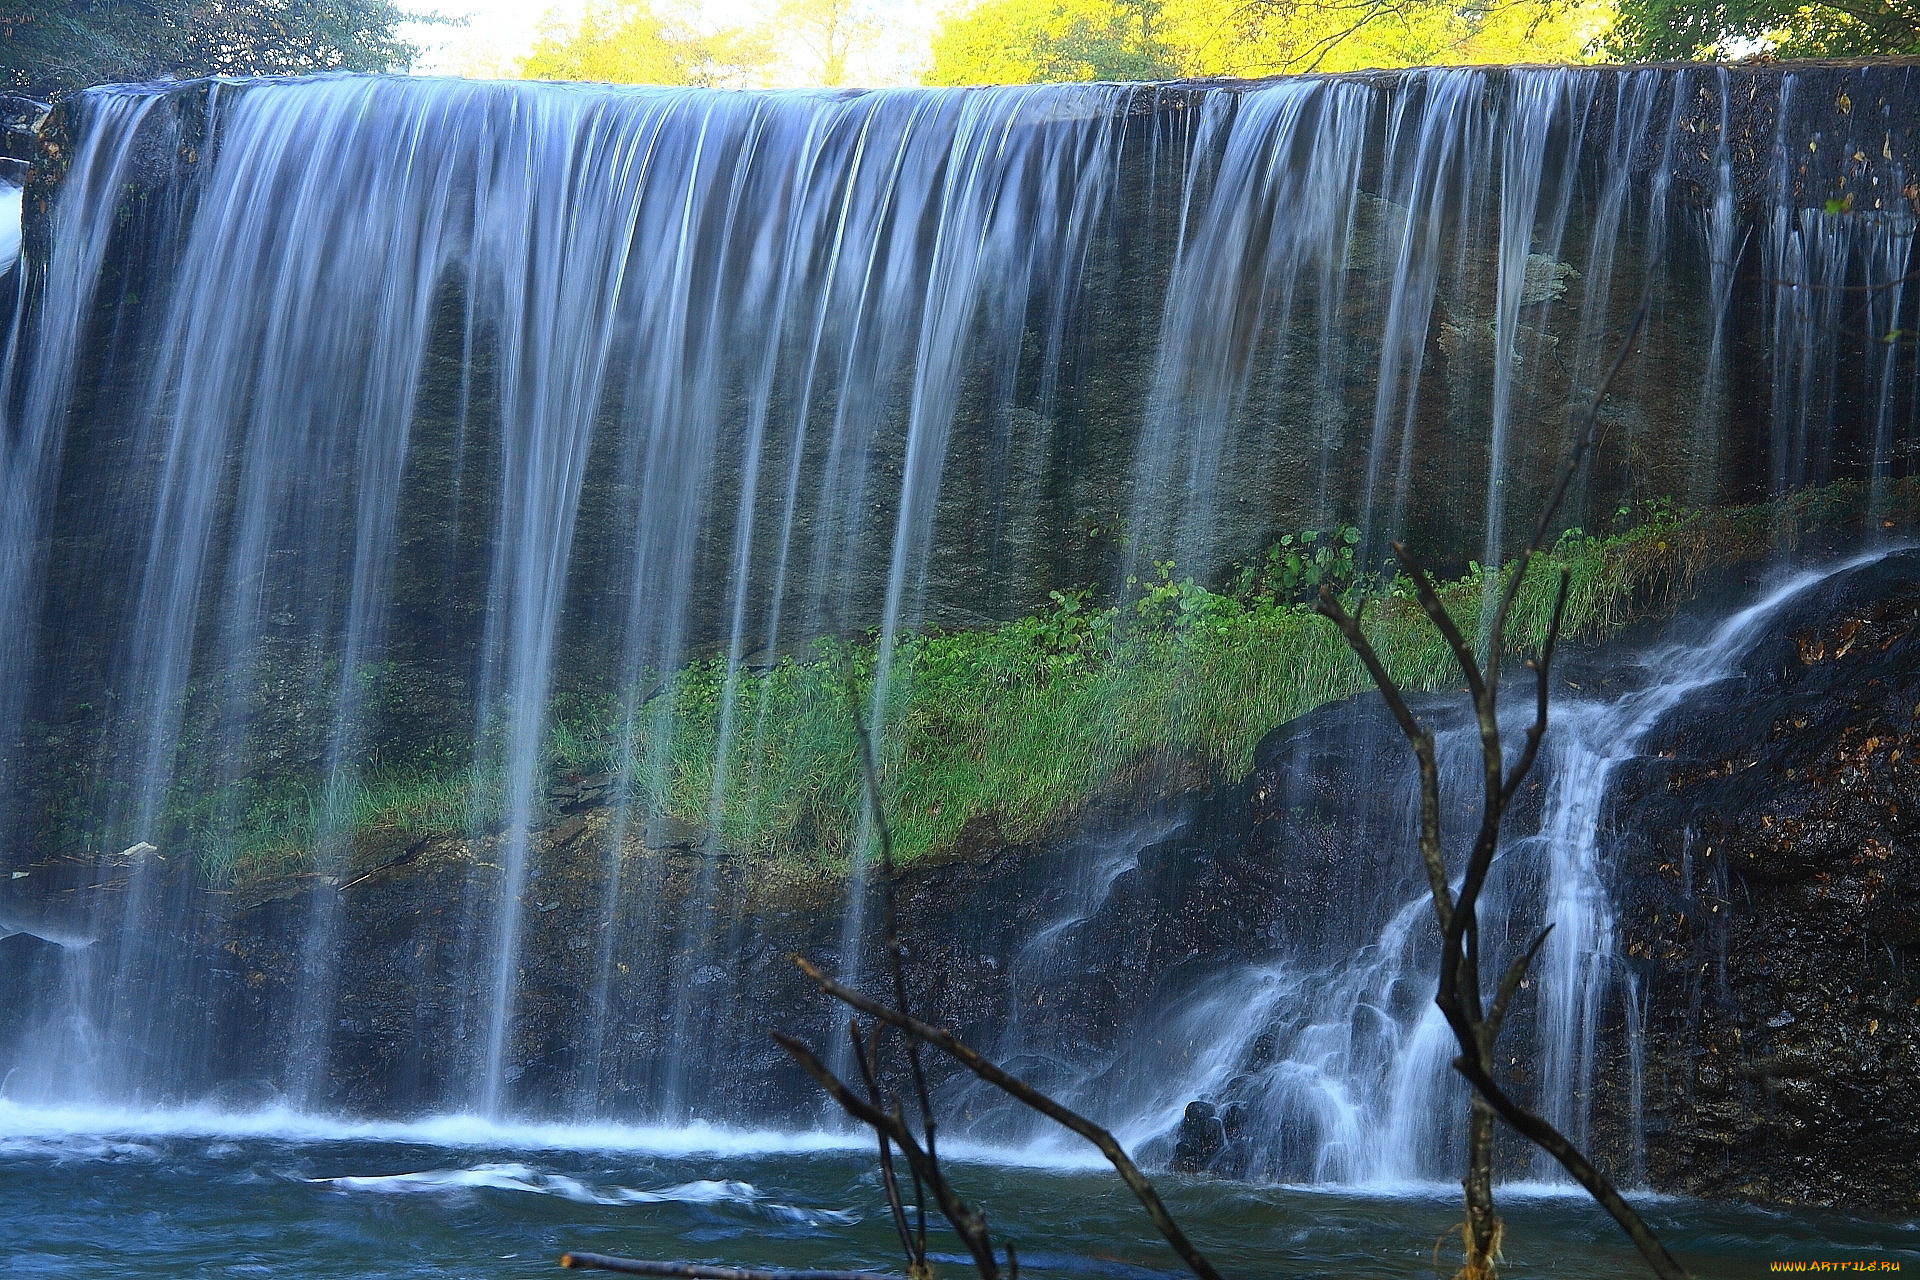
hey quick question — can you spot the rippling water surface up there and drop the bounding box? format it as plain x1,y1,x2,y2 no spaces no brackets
0,1108,1914,1278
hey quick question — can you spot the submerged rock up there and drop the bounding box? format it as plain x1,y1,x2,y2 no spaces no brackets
1170,1099,1225,1172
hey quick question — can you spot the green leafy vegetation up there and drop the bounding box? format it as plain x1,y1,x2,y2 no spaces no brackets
922,0,1610,87
1,0,421,103
621,513,1669,868
514,0,877,89
920,0,1920,89
1605,0,1920,61
518,0,774,86
181,477,1920,882
924,0,1181,85
187,479,1920,885
192,767,483,882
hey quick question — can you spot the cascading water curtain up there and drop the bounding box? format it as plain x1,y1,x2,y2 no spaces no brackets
0,66,1911,1164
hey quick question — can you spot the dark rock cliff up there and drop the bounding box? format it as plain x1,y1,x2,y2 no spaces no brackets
1602,550,1920,1211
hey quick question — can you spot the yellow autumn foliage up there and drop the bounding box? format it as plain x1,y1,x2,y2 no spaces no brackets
925,0,1613,86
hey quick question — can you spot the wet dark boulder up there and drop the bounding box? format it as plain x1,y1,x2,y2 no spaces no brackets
1245,696,1442,959
0,95,45,164
1600,549,1920,1211
1169,1099,1226,1172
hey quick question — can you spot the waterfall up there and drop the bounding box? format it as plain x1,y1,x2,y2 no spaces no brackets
0,66,1913,1160
1,178,22,278
1003,550,1906,1186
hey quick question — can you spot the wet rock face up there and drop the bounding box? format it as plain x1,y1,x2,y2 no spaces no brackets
176,752,1321,1128
0,95,44,164
1603,551,1920,1211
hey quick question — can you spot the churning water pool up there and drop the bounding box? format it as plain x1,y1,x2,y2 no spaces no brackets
0,1107,1914,1279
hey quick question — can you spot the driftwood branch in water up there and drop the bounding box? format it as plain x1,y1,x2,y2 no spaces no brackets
1316,293,1691,1280
792,955,1227,1280
773,1029,1002,1278
558,1253,897,1280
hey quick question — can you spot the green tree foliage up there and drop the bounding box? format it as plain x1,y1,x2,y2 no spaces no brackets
923,0,1607,84
517,0,771,86
1606,0,1920,59
1,0,418,102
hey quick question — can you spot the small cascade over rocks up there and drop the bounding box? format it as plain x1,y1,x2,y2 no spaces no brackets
0,64,1914,1200
1112,548,1915,1188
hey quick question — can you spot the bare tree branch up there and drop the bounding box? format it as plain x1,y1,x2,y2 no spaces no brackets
835,641,943,1180
849,1020,921,1273
1408,556,1687,1280
1486,926,1552,1039
1460,1096,1501,1280
1312,593,1452,929
1449,1055,1686,1279
774,1031,1001,1278
792,956,1228,1280
1318,295,1692,1280
1498,568,1571,814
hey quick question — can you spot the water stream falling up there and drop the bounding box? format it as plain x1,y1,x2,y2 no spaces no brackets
0,180,22,278
949,549,1907,1190
0,66,1913,1184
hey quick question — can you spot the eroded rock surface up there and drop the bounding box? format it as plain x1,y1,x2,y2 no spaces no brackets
1604,551,1920,1210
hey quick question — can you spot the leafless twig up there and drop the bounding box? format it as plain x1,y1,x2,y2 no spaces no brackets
792,956,1227,1280
766,627,1226,1280
759,635,1007,1278
774,1029,1001,1278
1316,297,1691,1280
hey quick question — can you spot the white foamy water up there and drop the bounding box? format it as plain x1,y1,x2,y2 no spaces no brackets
1055,548,1916,1188
315,1163,860,1223
0,1097,1131,1178
0,1099,864,1157
0,181,20,274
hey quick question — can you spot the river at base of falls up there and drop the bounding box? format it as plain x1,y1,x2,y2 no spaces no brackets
0,1109,1914,1278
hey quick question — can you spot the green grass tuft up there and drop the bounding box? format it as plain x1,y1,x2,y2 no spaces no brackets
191,478,1919,882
